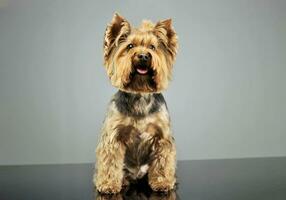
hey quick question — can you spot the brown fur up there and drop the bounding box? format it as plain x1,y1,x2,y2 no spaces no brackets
94,13,178,194
103,13,178,93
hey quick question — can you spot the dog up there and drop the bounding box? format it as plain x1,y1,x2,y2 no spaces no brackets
93,13,178,194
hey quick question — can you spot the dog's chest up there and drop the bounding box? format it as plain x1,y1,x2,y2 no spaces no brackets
111,91,169,180
122,118,155,180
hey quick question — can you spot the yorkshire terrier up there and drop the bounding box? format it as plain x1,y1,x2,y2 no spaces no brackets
94,13,178,194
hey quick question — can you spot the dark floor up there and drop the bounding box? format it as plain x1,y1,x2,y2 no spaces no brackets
0,157,286,200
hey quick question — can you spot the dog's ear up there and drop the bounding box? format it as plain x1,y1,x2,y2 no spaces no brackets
104,13,131,60
154,19,178,59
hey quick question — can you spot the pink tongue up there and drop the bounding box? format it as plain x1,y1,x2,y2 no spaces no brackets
136,67,148,74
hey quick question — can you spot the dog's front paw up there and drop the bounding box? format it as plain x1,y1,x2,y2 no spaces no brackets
96,181,122,194
149,176,175,192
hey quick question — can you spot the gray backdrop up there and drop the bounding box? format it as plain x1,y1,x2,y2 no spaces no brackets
0,0,286,165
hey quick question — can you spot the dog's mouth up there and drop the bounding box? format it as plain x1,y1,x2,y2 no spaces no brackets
135,65,149,75
133,61,152,75
126,62,157,92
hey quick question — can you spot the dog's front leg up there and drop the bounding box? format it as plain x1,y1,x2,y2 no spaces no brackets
94,127,125,194
148,136,176,192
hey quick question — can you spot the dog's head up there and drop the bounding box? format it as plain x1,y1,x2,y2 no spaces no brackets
103,13,178,93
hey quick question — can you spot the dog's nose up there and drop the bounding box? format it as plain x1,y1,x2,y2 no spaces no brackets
138,53,151,62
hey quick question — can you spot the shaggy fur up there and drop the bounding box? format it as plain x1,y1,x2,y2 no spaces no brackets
94,13,178,194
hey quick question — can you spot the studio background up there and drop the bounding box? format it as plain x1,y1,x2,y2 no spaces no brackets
0,0,286,165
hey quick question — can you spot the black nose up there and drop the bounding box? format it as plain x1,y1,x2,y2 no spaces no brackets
138,53,151,62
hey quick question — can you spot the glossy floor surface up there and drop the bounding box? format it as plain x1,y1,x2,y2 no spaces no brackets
0,157,286,200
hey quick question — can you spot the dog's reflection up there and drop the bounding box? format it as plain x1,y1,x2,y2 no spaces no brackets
96,191,177,200
96,190,177,200
95,178,178,200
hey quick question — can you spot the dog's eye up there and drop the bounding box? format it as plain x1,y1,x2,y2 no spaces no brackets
149,45,156,50
127,44,134,50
